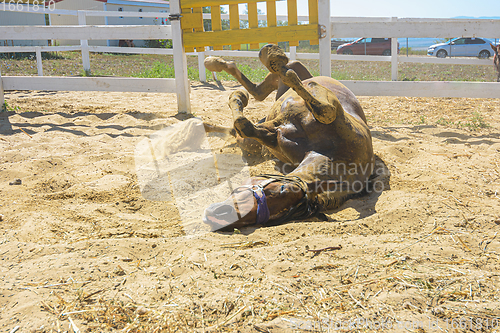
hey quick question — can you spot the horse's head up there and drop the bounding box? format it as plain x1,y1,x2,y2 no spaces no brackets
203,176,315,231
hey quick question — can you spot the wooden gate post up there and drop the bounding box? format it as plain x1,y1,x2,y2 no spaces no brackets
35,46,44,76
290,46,297,60
391,17,398,81
171,0,191,113
198,47,207,83
318,0,331,77
77,11,91,75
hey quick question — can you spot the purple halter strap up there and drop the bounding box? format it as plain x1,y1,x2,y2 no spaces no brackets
247,179,275,225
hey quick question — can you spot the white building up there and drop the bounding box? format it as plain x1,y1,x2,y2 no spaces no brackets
50,0,170,47
0,6,48,46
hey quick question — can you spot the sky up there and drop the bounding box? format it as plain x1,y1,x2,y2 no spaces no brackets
256,0,500,19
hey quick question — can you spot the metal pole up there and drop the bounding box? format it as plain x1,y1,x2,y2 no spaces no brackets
104,3,110,47
0,68,4,111
406,38,408,57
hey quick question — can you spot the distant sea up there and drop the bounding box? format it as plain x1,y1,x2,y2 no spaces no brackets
400,16,500,50
334,17,500,51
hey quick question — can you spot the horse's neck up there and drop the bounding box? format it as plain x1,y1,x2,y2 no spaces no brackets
288,152,331,182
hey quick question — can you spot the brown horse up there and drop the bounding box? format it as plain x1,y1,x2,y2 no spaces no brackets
202,44,375,231
491,43,500,82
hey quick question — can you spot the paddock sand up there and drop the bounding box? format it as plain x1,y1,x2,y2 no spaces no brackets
1,81,500,332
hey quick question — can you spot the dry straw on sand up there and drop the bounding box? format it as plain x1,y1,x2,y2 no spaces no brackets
0,84,499,332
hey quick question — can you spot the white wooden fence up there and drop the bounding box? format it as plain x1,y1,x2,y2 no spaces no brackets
0,4,192,112
1,4,500,114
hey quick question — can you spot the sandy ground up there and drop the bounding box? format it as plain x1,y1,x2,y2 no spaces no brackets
1,81,500,332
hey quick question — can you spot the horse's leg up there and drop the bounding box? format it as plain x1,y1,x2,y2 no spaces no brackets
203,123,235,136
276,60,313,99
205,57,279,101
228,90,278,149
259,44,342,125
204,121,263,156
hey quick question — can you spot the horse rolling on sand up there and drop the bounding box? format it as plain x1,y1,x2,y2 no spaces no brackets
202,44,375,231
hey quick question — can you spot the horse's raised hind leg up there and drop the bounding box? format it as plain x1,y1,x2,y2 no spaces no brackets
276,60,313,99
259,44,343,125
228,90,278,149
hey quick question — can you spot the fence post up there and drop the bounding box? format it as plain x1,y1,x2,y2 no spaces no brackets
35,47,44,76
0,68,4,111
318,0,331,77
391,17,398,81
289,46,297,61
171,0,191,113
198,48,206,82
78,11,91,75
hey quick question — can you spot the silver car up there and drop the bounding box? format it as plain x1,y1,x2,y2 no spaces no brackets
427,37,493,58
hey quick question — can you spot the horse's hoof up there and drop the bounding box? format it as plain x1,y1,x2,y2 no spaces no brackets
204,56,228,72
259,44,289,74
229,90,249,108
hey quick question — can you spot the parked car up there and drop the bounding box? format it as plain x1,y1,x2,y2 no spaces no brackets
427,37,493,58
331,39,349,50
336,38,398,56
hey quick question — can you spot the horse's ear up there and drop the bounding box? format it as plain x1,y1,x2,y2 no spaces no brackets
491,43,498,52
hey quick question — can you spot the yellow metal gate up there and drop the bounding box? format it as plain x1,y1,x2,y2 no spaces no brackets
179,0,320,52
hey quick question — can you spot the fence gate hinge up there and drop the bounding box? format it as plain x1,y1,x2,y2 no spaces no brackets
169,14,182,21
318,25,327,39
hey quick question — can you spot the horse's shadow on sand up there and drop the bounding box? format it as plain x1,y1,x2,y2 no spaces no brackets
191,81,226,91
215,154,391,236
327,154,390,221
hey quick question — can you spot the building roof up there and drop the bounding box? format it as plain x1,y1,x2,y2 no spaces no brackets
106,0,169,6
49,0,169,6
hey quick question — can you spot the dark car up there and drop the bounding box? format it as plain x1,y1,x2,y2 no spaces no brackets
336,38,399,56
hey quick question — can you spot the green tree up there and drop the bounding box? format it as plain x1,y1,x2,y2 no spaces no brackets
203,6,230,31
240,4,267,29
434,37,452,44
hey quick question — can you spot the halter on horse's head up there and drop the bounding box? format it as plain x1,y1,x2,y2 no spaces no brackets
203,175,319,231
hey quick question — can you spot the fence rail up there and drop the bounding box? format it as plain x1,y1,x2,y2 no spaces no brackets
2,76,176,93
1,4,500,114
2,6,172,17
330,19,500,38
2,25,172,41
341,81,499,98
